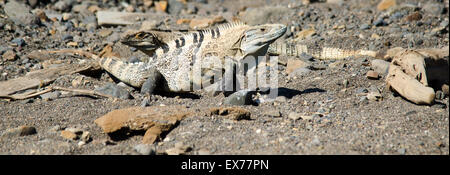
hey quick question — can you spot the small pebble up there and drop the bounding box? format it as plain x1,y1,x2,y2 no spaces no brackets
360,24,370,30
134,144,156,155
11,38,26,47
62,34,73,41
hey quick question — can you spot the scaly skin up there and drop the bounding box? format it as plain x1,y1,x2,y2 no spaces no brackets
99,22,287,93
121,28,378,60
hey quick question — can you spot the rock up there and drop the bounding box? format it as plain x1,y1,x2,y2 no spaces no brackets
377,0,396,11
370,59,390,75
1,126,37,137
143,0,154,8
40,91,61,101
185,4,198,14
72,4,89,13
373,18,387,27
296,29,316,39
189,16,225,29
54,0,72,12
134,144,156,155
366,70,380,80
2,50,17,61
62,34,73,41
49,125,62,133
28,0,39,8
94,106,193,144
223,89,254,105
166,142,192,155
405,12,422,22
80,131,91,142
155,0,168,12
286,59,310,74
367,91,382,101
264,110,281,118
125,5,135,12
397,148,406,155
62,13,73,21
391,12,404,20
20,99,34,104
176,18,191,25
88,5,101,13
78,141,86,147
422,2,444,16
356,88,368,94
94,83,131,99
288,112,301,121
197,148,211,155
71,76,85,87
11,38,26,47
61,130,78,140
300,115,314,120
360,24,370,30
240,6,292,25
210,107,251,120
98,28,113,37
440,21,449,28
167,0,185,15
4,1,40,26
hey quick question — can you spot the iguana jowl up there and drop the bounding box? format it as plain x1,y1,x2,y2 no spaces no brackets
100,22,287,93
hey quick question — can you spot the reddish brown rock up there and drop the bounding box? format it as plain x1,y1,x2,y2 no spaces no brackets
61,130,78,140
189,16,225,29
377,0,396,11
94,106,193,144
366,70,380,80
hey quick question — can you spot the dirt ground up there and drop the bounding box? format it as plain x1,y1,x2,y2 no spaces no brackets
0,0,448,155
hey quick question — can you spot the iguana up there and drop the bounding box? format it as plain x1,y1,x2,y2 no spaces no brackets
121,28,378,60
100,22,287,94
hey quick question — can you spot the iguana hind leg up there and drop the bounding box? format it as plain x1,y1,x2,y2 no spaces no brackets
99,57,163,94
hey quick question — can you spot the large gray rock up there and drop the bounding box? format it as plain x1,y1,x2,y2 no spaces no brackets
4,1,40,26
370,59,390,75
95,83,132,99
223,89,254,105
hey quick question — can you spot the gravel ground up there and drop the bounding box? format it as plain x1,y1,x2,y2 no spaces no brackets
0,0,448,155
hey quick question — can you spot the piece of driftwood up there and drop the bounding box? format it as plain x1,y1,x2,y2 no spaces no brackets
0,48,104,99
0,86,117,100
386,47,449,105
390,50,428,85
0,63,95,97
386,64,435,104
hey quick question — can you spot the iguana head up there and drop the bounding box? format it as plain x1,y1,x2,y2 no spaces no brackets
233,24,287,56
120,31,162,53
